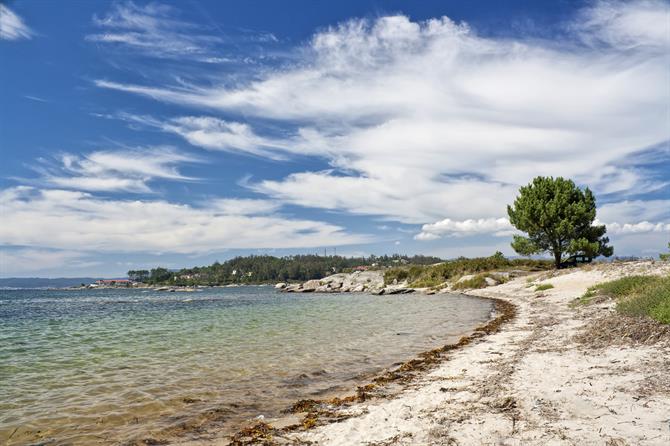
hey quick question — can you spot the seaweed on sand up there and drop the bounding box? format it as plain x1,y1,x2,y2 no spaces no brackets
227,297,517,445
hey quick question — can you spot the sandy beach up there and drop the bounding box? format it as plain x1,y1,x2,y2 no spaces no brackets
281,261,670,446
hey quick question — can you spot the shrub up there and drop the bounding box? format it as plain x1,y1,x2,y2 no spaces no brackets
535,283,554,291
383,268,409,284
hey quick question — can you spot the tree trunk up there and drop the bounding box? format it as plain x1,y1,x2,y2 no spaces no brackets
553,250,562,269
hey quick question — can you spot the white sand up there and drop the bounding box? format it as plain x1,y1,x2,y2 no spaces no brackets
292,261,670,446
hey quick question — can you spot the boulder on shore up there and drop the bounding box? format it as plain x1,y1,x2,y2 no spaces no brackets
274,282,287,289
300,279,322,292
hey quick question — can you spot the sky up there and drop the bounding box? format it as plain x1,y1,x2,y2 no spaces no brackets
0,0,669,277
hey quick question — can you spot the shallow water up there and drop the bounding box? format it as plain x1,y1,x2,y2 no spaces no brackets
0,286,493,445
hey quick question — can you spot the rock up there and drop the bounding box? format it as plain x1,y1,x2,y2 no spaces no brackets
456,274,476,284
284,284,301,293
484,277,499,287
275,282,287,289
300,280,321,292
351,284,365,292
315,285,330,293
370,288,385,295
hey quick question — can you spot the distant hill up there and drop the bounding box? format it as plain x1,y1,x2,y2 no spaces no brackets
0,277,100,289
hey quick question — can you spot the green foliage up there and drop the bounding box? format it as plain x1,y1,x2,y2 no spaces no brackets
383,252,552,287
535,283,554,291
660,242,670,261
383,268,409,284
452,274,488,290
507,176,613,268
127,269,150,282
132,254,442,286
577,275,670,324
148,267,172,283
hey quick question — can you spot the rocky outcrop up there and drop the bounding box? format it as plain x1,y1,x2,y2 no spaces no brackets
279,268,518,295
279,270,385,293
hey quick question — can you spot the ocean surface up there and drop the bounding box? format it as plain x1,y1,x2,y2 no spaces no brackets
0,286,493,445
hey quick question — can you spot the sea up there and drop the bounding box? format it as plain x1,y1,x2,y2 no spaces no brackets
0,286,493,445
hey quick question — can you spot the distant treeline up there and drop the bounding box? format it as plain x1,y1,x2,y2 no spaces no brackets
128,254,443,285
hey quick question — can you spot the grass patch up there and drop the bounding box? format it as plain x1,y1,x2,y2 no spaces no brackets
576,275,670,324
452,274,488,290
383,252,551,287
535,283,554,292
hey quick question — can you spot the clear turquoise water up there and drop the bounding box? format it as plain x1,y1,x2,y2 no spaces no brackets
0,286,493,445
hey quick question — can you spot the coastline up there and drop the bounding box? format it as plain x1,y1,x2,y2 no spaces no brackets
283,261,670,446
171,293,513,445
202,261,670,446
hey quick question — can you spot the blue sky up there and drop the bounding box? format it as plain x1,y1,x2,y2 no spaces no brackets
1,0,669,277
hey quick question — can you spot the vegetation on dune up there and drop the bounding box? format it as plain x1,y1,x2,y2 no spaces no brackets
383,251,552,287
451,274,488,290
660,242,670,261
507,176,613,268
129,254,442,286
535,283,554,292
578,275,670,324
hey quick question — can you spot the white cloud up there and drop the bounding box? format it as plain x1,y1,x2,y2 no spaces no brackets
34,147,197,193
574,0,670,49
415,218,515,240
416,211,669,240
603,221,670,234
253,172,519,224
0,187,370,254
96,1,670,226
597,199,670,223
0,248,96,276
0,4,33,40
87,1,223,61
119,114,296,160
209,198,281,215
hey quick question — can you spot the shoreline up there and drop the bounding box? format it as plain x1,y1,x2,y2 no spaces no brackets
201,261,670,446
172,293,516,446
283,261,670,445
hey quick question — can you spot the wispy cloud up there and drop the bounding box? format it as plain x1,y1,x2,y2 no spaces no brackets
0,187,371,254
24,95,48,103
0,4,33,40
31,147,198,193
87,1,224,62
209,198,281,215
116,114,296,160
96,1,670,228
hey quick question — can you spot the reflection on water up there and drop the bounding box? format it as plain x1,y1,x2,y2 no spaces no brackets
0,286,492,445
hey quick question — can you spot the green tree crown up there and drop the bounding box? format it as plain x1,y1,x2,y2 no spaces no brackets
507,176,613,268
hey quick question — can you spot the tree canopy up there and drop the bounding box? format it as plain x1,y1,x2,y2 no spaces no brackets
507,176,613,268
